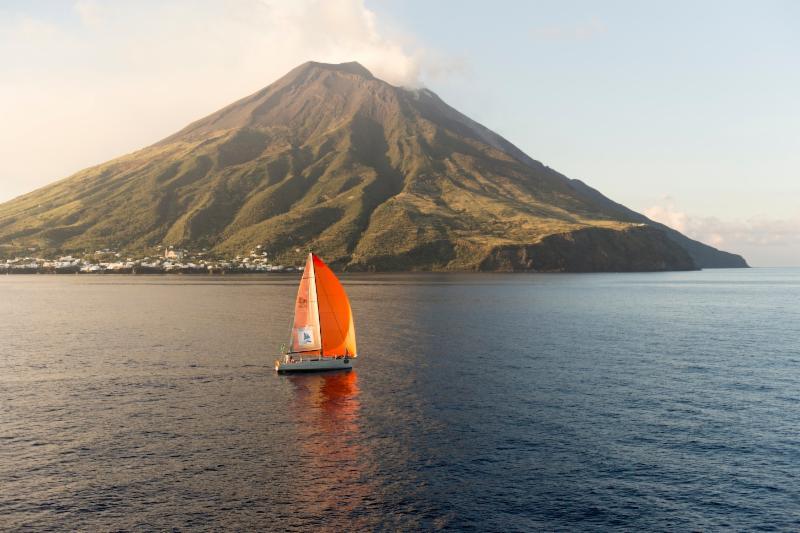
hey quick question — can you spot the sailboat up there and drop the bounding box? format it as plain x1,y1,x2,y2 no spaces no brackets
275,253,357,373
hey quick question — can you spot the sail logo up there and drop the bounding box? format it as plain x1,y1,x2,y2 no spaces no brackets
297,326,314,346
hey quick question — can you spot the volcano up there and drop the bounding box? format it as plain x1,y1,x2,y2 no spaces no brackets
0,61,747,271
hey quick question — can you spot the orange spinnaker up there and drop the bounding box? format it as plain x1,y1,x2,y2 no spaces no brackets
312,254,357,357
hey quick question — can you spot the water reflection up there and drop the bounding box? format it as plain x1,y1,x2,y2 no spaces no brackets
288,370,361,423
286,371,370,525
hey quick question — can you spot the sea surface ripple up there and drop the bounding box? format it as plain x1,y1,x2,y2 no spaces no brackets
1,269,799,531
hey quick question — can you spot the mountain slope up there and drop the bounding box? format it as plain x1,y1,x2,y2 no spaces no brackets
0,61,746,271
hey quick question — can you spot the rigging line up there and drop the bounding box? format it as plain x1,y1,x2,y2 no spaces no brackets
286,269,304,350
285,286,298,351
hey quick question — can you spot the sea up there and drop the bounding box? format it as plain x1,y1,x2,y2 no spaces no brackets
1,268,799,531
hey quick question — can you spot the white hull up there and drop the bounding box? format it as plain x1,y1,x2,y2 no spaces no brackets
275,355,354,373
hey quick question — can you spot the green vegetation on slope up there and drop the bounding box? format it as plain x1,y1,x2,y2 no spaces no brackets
0,61,746,271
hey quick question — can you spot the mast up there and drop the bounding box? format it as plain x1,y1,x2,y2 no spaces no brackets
311,253,323,356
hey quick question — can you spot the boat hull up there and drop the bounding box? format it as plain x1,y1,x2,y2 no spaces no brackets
275,356,354,373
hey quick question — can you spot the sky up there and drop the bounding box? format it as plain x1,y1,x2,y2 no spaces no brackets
1,0,798,266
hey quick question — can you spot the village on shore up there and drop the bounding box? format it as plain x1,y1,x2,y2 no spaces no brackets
1,245,304,275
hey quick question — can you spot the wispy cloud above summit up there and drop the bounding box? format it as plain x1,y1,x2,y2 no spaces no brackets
68,0,427,86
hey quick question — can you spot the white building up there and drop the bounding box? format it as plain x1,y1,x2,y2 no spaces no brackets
165,249,185,260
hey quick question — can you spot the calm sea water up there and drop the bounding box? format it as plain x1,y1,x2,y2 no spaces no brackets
1,269,799,531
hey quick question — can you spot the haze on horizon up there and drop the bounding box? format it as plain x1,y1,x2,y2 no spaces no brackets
1,0,797,266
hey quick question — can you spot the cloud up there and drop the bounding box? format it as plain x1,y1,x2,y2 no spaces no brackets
0,0,452,202
644,197,800,266
63,0,426,86
74,0,103,29
643,197,688,233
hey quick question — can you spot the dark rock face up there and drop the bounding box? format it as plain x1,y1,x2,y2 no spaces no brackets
0,61,748,271
479,226,697,272
346,240,457,272
568,179,748,269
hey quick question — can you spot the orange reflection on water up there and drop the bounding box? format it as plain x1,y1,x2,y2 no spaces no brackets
288,369,360,422
286,370,370,522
